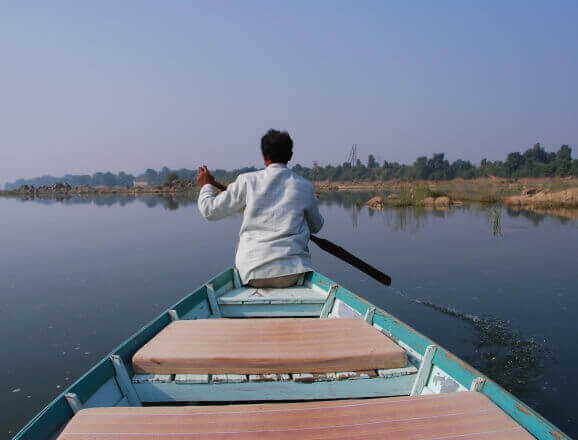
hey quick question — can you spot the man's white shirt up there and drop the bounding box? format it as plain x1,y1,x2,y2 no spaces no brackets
198,164,324,283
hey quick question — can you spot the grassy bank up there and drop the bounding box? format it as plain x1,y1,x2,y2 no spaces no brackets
314,177,578,207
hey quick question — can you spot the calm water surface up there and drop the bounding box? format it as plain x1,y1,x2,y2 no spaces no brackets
1,194,577,437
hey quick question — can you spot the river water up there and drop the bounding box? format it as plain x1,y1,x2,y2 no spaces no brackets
1,194,577,437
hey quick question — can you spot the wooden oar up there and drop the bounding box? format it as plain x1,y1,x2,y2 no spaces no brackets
210,180,392,286
308,235,391,286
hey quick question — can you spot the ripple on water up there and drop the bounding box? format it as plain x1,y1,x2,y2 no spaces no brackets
410,298,551,402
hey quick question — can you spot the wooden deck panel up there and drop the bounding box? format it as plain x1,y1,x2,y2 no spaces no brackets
132,318,407,374
56,392,533,439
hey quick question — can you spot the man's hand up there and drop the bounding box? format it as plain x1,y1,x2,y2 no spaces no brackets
197,165,215,187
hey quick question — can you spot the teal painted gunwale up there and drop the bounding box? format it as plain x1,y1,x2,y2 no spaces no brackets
12,267,570,440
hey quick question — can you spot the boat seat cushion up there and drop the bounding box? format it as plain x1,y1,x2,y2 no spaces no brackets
57,392,533,439
132,318,407,374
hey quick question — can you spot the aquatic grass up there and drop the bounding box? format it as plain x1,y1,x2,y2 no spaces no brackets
387,183,449,207
412,183,434,200
490,209,503,237
390,184,415,207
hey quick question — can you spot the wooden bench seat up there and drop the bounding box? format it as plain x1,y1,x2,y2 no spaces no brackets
57,391,533,439
132,318,407,375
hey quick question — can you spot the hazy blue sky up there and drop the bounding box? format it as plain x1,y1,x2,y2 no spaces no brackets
2,1,578,183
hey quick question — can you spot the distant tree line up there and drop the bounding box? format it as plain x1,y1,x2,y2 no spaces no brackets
137,166,258,186
293,143,576,181
4,143,576,189
5,171,135,190
3,166,259,190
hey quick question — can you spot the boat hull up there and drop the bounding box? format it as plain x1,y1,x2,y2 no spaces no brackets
12,268,570,440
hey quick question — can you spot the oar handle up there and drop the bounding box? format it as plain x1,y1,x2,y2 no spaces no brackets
211,181,228,192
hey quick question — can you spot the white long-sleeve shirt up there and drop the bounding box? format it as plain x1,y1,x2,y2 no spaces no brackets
198,163,324,283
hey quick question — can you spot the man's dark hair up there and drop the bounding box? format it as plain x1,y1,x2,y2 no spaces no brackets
261,129,293,164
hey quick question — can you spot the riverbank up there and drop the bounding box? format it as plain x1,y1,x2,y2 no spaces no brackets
0,179,198,198
2,176,577,208
314,177,578,208
502,187,578,208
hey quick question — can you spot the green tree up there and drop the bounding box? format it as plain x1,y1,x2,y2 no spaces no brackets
506,152,524,174
554,145,572,176
165,172,179,185
367,154,378,168
144,168,158,184
413,157,429,179
523,143,548,163
557,145,572,162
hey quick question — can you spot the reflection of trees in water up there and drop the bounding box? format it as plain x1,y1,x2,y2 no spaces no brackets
351,204,360,230
92,195,137,206
10,191,577,228
380,207,430,232
162,196,180,211
318,191,428,233
144,197,158,208
505,206,574,225
317,191,377,208
380,206,463,233
317,191,449,233
142,196,179,210
506,206,543,226
317,192,371,231
11,194,196,210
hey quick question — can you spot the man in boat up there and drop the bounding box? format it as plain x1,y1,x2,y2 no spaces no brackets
197,129,324,288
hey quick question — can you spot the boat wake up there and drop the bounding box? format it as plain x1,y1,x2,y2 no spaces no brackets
390,288,550,401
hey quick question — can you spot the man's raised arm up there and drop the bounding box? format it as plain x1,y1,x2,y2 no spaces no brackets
197,166,246,221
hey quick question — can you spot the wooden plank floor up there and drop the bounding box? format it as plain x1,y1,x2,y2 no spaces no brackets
132,318,407,374
57,392,533,439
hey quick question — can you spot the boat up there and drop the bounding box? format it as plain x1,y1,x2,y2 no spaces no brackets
13,268,569,439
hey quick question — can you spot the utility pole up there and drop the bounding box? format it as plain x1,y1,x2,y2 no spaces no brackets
347,144,358,166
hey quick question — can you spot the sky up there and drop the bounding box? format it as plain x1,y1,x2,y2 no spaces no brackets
2,1,578,184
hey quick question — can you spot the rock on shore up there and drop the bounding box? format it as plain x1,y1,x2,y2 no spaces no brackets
422,196,462,207
366,194,463,209
365,196,385,209
502,187,578,208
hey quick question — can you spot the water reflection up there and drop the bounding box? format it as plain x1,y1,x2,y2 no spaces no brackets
506,206,577,224
316,190,377,208
380,207,429,232
6,191,577,229
11,193,197,210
